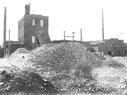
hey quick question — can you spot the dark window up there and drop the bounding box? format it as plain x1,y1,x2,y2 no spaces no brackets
108,51,112,56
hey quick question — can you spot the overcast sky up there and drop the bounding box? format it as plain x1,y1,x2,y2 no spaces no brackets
0,0,127,45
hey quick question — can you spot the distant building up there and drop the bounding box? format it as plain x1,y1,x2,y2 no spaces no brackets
98,38,127,56
4,41,24,56
18,4,50,50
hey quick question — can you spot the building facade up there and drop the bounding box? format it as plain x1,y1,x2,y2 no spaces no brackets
3,4,51,57
18,4,50,50
98,38,127,56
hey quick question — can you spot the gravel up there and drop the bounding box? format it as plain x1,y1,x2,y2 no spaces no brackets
0,42,110,94
24,42,103,93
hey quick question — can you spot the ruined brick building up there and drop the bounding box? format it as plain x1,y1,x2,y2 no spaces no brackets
18,4,50,50
3,4,50,56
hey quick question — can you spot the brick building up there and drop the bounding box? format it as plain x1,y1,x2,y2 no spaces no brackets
3,4,51,56
18,4,50,50
98,38,127,56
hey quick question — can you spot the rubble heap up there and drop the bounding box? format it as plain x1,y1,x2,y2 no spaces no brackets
0,42,108,94
92,52,105,60
1,42,127,94
25,42,103,93
6,48,30,70
0,70,58,95
9,48,30,58
27,42,102,76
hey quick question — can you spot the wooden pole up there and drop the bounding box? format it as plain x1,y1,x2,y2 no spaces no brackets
72,32,75,41
102,8,104,41
3,7,7,47
80,28,83,41
64,31,66,40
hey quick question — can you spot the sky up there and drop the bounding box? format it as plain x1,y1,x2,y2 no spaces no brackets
0,0,127,45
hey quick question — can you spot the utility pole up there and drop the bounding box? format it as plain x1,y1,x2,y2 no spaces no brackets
102,8,104,41
3,7,7,57
3,7,7,47
72,32,76,41
9,29,11,47
8,29,11,56
80,28,83,41
64,31,66,40
9,29,10,41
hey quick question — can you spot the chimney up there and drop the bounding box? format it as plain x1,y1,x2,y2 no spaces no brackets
3,7,7,47
25,3,30,15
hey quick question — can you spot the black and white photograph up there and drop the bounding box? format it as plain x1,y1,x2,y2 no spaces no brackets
0,0,127,95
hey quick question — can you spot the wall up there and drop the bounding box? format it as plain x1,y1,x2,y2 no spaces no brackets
18,14,50,50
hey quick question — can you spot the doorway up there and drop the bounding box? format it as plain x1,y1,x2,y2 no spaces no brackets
108,51,112,56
